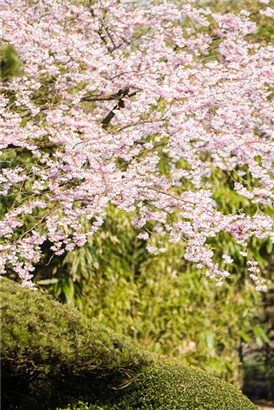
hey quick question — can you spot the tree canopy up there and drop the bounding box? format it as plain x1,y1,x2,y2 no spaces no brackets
1,0,273,289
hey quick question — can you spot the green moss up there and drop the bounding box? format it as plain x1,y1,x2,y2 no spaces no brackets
0,278,150,409
102,363,257,410
60,363,256,410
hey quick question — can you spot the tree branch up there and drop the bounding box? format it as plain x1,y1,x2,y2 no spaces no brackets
100,89,138,129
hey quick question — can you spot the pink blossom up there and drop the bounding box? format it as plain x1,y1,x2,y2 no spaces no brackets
0,0,273,289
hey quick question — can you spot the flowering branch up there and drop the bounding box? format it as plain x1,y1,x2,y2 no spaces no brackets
0,0,273,291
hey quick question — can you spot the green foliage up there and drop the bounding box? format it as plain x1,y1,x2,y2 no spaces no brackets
101,363,257,410
38,204,270,385
0,43,23,81
58,404,104,410
200,0,274,42
1,278,151,409
59,364,256,410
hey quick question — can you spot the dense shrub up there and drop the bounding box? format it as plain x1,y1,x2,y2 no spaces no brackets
1,278,256,410
62,364,256,410
105,363,257,410
0,278,150,409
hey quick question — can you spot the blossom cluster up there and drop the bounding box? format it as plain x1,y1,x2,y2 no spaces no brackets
1,0,273,289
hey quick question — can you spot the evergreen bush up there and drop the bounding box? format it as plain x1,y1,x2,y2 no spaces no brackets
60,363,257,409
96,363,257,410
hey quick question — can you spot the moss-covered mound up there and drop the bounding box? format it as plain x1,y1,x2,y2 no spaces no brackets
0,277,150,409
100,363,257,410
60,363,256,410
1,278,256,410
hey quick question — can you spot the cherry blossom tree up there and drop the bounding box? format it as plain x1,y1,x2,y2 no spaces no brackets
0,0,273,289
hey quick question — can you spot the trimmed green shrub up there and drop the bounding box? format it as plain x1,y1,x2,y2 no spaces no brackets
0,278,150,409
59,363,257,410
99,363,257,410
